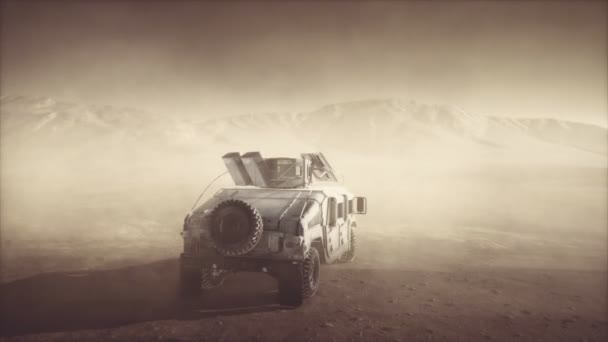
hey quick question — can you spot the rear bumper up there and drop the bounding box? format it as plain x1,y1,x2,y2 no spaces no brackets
180,253,301,274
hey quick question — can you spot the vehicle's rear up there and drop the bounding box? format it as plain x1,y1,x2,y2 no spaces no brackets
181,189,324,273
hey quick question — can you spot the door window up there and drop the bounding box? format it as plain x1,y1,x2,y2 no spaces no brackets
328,197,337,227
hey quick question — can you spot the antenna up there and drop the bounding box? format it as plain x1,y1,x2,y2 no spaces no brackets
190,171,229,212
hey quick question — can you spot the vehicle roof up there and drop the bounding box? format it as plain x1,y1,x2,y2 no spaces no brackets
218,183,353,199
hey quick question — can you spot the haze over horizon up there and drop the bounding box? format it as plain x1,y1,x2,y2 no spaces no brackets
1,1,606,126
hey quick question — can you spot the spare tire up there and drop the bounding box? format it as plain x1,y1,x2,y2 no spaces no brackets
209,199,263,256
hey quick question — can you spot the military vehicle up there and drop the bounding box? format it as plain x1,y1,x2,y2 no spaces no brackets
180,152,367,306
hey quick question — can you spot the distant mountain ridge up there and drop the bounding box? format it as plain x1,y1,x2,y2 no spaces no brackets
1,96,606,161
196,99,607,157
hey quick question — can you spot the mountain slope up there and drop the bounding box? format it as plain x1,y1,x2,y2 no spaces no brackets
194,99,606,165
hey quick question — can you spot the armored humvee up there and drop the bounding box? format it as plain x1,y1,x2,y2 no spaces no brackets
180,152,367,306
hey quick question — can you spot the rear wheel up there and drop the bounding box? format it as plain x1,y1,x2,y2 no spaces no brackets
278,247,320,306
302,247,321,297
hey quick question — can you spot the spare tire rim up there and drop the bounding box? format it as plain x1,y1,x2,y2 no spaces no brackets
209,199,263,256
217,208,250,245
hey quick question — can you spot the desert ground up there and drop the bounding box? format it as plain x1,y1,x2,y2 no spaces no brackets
0,229,606,342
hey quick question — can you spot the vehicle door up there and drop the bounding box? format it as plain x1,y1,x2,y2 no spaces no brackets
337,195,348,248
325,197,341,257
340,195,352,247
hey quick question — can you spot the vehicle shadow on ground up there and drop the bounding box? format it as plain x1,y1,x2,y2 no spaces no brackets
0,258,286,337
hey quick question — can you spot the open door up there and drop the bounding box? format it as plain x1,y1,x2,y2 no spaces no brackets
301,153,338,182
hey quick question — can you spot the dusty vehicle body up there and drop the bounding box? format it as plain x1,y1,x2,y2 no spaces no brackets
180,152,367,306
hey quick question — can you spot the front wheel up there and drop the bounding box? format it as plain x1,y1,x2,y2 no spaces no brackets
278,247,320,306
339,228,356,263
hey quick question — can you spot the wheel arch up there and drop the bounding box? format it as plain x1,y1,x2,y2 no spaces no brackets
311,237,328,264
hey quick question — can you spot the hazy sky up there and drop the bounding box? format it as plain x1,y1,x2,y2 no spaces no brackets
1,1,606,125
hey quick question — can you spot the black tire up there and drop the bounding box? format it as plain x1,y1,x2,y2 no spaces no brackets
302,247,321,297
339,227,356,263
179,267,202,297
209,199,263,256
201,268,227,289
278,247,320,306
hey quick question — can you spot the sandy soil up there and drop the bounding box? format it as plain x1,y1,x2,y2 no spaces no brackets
1,229,606,342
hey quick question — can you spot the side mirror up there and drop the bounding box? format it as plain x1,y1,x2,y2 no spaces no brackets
354,197,367,214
